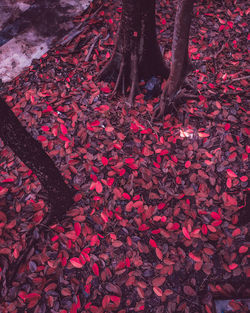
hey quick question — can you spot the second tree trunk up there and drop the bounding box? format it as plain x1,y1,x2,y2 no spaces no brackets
156,0,195,118
98,0,169,103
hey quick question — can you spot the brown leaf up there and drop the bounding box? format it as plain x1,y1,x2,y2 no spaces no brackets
105,283,122,296
183,285,196,296
112,240,123,247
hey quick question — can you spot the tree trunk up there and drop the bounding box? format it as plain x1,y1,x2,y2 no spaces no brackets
155,0,194,119
98,0,168,104
0,97,75,219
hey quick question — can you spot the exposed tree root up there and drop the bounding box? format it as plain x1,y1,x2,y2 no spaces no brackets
128,52,139,104
97,0,169,104
113,57,125,96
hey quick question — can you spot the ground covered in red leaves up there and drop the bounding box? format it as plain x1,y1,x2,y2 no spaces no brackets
0,0,249,312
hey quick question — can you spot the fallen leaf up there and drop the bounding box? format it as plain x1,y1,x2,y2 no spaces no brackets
182,227,191,240
153,287,163,297
92,263,99,276
152,277,166,287
70,257,84,268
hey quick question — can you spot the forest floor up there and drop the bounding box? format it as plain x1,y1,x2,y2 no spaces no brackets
0,0,249,312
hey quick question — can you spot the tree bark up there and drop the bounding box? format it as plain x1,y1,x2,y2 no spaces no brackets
0,97,75,219
98,0,168,103
155,0,195,119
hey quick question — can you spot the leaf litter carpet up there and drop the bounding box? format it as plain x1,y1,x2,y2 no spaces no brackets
0,0,249,312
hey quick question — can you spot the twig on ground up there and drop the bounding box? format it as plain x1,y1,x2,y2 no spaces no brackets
214,44,225,59
85,34,100,62
230,75,250,82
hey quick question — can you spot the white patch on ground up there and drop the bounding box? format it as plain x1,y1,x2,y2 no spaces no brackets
16,2,31,12
0,0,93,82
0,29,50,82
60,0,92,10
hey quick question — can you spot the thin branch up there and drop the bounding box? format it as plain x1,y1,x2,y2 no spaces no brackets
85,34,100,62
230,75,250,82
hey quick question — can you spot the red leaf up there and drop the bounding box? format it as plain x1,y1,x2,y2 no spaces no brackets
102,295,110,309
153,162,160,168
90,120,100,127
138,224,149,231
95,181,103,193
232,228,241,237
211,219,222,227
105,126,114,132
122,193,131,200
5,95,13,102
226,178,232,188
198,132,210,138
119,168,126,176
222,192,237,206
176,176,181,184
189,252,202,262
1,178,14,183
185,160,191,168
226,169,237,178
37,135,47,142
70,257,84,268
92,263,99,276
125,158,135,164
158,203,166,210
240,176,248,182
173,222,180,230
59,135,70,142
101,156,108,166
210,212,221,220
149,238,157,248
224,123,231,131
114,143,122,150
164,289,174,296
202,224,208,235
182,227,191,240
110,295,121,304
74,222,81,236
101,87,111,93
101,212,108,223
25,292,41,299
228,263,238,270
18,291,27,301
107,177,114,186
41,125,50,131
239,246,248,253
142,146,153,156
161,18,166,25
97,104,110,112
153,287,163,297
60,124,68,135
51,235,59,242
74,193,82,202
155,247,163,260
171,155,178,163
